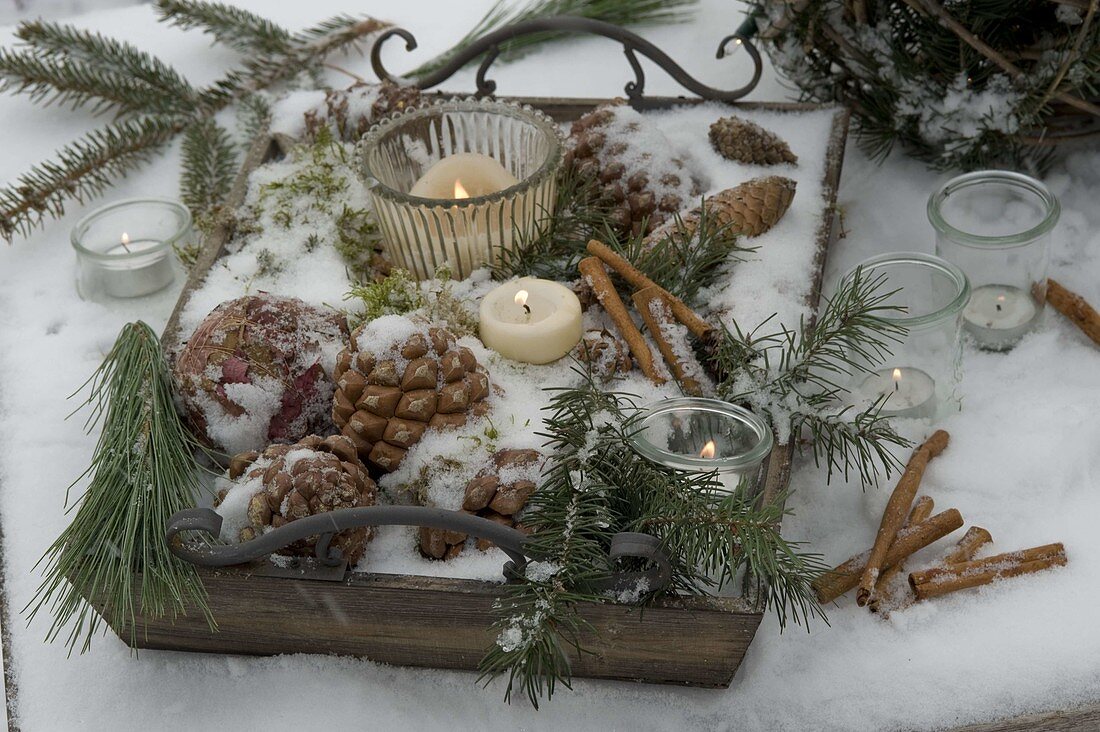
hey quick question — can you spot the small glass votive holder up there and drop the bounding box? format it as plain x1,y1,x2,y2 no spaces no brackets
928,171,1059,351
841,253,970,419
360,98,563,281
71,198,191,301
627,397,774,494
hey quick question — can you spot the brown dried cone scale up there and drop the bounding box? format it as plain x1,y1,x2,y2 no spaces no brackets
332,323,491,473
564,100,699,237
302,81,422,142
217,435,378,565
419,449,544,559
709,115,798,166
573,329,634,379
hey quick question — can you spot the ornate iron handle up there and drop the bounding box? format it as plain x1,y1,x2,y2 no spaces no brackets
165,505,671,593
370,16,762,109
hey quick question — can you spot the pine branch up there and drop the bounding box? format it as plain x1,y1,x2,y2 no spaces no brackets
180,118,238,224
154,0,294,56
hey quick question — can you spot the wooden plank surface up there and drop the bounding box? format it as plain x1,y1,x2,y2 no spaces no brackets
954,704,1100,732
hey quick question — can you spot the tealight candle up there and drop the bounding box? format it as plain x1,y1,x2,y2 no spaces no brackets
409,153,519,199
479,277,583,364
962,284,1040,351
855,367,936,419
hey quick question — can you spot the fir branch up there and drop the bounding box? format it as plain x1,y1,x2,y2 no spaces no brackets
154,0,294,56
180,118,238,224
235,92,272,148
24,322,214,654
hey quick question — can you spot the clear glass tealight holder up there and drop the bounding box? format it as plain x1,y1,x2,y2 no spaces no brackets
71,198,191,301
627,397,774,494
360,98,563,281
928,171,1059,351
841,253,970,420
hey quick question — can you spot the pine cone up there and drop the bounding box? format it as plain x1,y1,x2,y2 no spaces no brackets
303,81,422,142
332,320,491,473
709,115,798,166
573,329,634,379
219,435,378,565
563,101,699,238
174,295,350,455
419,449,544,559
643,176,797,248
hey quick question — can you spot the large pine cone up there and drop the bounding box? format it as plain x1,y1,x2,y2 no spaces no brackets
419,448,544,560
332,320,491,473
218,435,378,565
302,81,422,142
564,101,699,237
709,115,798,166
174,295,349,455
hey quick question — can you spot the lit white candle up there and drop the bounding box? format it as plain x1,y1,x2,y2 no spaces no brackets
100,231,176,298
409,153,518,199
856,367,936,419
479,277,583,364
963,284,1039,350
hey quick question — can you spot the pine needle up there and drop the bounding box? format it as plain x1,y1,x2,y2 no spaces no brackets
24,322,214,654
180,118,239,224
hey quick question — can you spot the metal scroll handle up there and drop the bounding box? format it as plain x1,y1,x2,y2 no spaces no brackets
370,16,762,109
165,505,672,594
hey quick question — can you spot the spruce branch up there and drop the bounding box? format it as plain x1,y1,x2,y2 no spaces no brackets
154,0,294,56
180,118,238,225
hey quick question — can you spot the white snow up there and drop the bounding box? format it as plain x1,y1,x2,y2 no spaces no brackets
1,1,1099,731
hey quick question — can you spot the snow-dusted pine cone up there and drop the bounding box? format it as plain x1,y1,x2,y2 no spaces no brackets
302,81,422,142
573,329,634,379
563,101,700,237
332,319,491,473
708,115,798,166
174,295,349,455
217,434,378,565
419,448,544,559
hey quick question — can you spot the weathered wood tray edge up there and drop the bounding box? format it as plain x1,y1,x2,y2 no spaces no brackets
108,96,852,688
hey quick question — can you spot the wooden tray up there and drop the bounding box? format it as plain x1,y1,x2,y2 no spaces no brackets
100,97,851,688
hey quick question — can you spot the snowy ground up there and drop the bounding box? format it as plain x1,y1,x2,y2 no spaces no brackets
1,1,1100,730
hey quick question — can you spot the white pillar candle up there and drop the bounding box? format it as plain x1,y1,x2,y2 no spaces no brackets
855,367,936,419
962,284,1040,350
479,277,583,364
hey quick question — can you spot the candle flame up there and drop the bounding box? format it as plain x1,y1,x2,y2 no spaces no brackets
700,440,717,459
120,232,130,245
514,289,529,308
453,179,469,199
892,367,902,382
997,295,1006,303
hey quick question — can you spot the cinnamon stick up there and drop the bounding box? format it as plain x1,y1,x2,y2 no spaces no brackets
867,495,934,613
1047,278,1100,348
633,286,704,396
910,543,1066,600
944,526,994,565
813,508,964,604
856,430,950,606
586,240,712,339
578,257,664,383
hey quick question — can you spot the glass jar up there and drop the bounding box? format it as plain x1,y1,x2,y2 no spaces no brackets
71,198,191,301
360,98,563,281
841,253,970,419
928,171,1059,351
627,397,774,493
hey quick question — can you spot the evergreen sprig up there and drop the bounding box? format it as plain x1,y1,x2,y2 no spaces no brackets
25,322,214,654
155,0,295,56
479,374,826,707
180,118,239,228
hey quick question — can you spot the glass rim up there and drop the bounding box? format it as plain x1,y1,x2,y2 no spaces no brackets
627,397,774,473
927,170,1060,249
358,97,564,209
70,198,191,260
841,251,971,327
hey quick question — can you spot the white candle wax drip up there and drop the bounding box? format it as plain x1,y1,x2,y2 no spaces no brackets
857,367,937,419
962,284,1039,350
479,277,583,364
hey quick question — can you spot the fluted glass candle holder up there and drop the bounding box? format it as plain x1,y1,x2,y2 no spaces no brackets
360,98,563,280
929,171,1058,351
842,253,970,419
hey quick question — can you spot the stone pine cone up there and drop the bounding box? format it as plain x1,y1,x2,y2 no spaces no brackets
563,101,698,237
219,435,378,565
302,81,422,142
332,323,491,473
419,449,544,560
708,115,798,166
573,329,634,379
174,294,350,455
643,176,798,248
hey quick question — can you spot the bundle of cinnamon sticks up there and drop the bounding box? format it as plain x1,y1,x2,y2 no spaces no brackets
813,429,1068,614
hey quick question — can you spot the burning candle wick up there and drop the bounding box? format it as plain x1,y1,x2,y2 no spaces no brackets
119,232,132,253
514,289,531,317
453,179,469,200
892,367,902,392
700,440,717,459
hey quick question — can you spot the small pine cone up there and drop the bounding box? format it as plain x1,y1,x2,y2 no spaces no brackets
643,176,797,248
223,435,378,565
573,330,633,379
709,115,798,166
303,81,422,142
332,321,492,473
420,449,544,559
